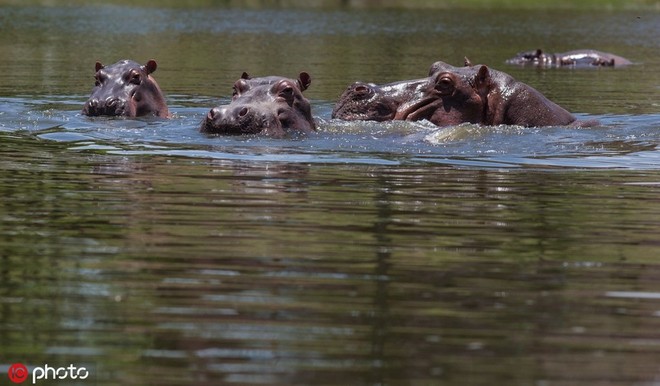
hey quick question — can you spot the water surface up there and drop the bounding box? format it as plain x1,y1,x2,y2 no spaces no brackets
1,3,660,385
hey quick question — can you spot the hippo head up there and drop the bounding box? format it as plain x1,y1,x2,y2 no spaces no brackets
332,82,400,121
82,59,169,118
201,72,315,136
394,61,488,126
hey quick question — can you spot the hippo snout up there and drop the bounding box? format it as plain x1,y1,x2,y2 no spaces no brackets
202,104,265,135
207,106,235,121
207,106,239,126
83,96,127,116
208,106,250,121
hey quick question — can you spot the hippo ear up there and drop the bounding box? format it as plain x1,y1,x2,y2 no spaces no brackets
476,65,490,87
464,57,473,67
297,72,311,91
95,62,104,72
144,60,158,74
241,72,250,80
475,66,500,126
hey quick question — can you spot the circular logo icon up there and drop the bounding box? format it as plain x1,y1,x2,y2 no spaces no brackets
8,363,28,384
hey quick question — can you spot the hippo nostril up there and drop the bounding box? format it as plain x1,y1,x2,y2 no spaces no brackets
207,108,219,120
105,97,118,108
238,107,249,117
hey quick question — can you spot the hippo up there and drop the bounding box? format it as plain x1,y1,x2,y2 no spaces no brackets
505,49,632,67
331,78,429,121
334,58,579,127
200,72,315,136
82,59,169,118
393,60,578,127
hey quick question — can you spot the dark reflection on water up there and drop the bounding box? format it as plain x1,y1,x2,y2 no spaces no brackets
1,3,660,386
2,140,660,385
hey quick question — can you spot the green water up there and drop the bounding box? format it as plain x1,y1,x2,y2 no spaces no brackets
1,2,660,385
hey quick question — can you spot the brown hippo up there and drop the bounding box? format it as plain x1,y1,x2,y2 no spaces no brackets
200,72,315,136
334,59,580,127
82,59,169,118
394,60,578,127
506,49,632,67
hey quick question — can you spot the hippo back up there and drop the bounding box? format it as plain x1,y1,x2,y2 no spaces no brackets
506,49,632,67
480,65,576,126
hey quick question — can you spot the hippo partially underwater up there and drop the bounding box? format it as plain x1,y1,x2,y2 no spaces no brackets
82,59,169,118
506,49,632,68
332,78,428,122
200,72,315,136
334,59,587,127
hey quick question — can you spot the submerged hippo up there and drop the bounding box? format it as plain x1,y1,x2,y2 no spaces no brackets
331,78,429,121
394,60,578,127
82,59,169,118
506,49,632,67
200,72,315,136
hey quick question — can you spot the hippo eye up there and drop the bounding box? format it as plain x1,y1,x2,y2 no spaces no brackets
233,80,249,98
232,86,239,98
94,73,106,87
354,85,372,97
129,71,141,85
279,86,294,98
435,76,455,95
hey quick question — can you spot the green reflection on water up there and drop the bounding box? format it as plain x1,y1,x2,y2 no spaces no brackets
1,134,660,384
1,4,659,115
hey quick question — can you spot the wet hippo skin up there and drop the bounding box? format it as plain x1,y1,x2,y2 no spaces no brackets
506,49,632,67
331,78,429,122
82,59,169,118
396,60,578,127
334,59,583,127
201,72,315,137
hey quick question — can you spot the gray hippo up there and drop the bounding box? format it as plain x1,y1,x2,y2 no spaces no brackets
200,72,315,136
334,59,585,127
331,78,429,122
506,49,632,67
82,59,169,118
